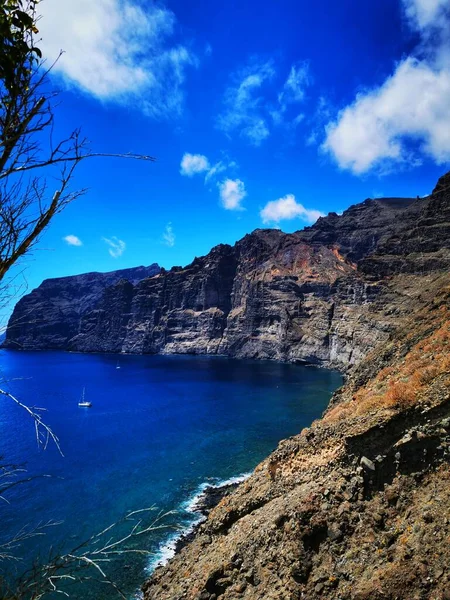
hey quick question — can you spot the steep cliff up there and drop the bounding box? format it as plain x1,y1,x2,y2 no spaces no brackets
143,174,450,599
5,173,450,374
4,264,160,349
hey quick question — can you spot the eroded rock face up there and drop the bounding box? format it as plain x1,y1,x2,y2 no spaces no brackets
5,172,450,373
4,264,160,349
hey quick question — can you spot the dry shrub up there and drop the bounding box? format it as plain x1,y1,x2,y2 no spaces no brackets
403,357,429,377
384,381,417,408
377,365,395,381
442,355,450,373
325,401,355,422
417,365,439,384
354,392,384,415
325,317,449,424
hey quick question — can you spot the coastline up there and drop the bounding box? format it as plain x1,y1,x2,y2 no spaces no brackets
0,347,348,376
148,472,252,573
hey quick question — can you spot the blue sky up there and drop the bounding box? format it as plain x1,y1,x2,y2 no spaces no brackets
3,0,450,321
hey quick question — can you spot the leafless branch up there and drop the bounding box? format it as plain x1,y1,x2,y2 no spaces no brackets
0,507,177,599
0,387,63,455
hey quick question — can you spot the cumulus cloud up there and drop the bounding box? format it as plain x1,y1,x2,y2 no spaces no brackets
260,195,324,225
180,153,210,176
323,59,450,173
102,236,126,258
180,153,235,184
38,0,196,118
63,234,83,246
322,0,450,174
403,0,449,30
218,179,247,210
162,223,175,247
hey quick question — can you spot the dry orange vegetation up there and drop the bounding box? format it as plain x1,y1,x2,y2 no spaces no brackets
326,305,450,423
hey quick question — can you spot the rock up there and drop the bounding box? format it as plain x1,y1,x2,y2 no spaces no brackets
360,456,376,472
4,264,160,350
385,489,399,505
328,525,343,541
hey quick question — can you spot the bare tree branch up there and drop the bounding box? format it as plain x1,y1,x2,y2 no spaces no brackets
0,508,178,599
0,387,63,455
0,2,155,284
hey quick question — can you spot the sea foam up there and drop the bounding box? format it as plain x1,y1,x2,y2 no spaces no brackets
146,471,252,573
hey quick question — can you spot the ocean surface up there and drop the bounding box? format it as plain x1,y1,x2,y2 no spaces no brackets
0,350,342,598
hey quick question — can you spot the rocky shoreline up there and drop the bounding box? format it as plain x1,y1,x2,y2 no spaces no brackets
173,480,246,555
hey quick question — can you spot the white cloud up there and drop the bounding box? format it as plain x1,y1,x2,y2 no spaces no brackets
162,223,175,247
322,0,450,174
323,58,450,173
217,60,276,146
180,153,210,176
102,236,126,258
38,0,196,117
204,161,227,183
278,61,311,106
63,234,83,247
403,0,449,30
180,153,235,184
218,179,247,211
260,194,324,225
218,59,311,144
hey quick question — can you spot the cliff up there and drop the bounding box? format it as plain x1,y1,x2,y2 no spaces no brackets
5,173,450,373
144,277,450,600
4,264,160,349
143,172,450,599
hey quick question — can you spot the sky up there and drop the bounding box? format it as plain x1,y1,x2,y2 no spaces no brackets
3,0,450,321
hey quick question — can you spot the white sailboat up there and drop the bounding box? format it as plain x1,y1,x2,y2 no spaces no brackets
78,387,92,408
116,360,121,370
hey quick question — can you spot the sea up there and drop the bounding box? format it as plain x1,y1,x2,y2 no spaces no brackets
0,350,342,599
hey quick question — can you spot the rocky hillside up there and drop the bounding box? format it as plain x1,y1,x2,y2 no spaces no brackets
4,264,160,349
5,172,450,373
143,173,450,599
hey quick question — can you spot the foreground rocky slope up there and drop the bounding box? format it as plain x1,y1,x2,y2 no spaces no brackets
5,173,450,373
141,172,450,600
144,255,450,600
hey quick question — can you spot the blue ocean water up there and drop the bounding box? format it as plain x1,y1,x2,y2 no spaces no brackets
0,350,342,598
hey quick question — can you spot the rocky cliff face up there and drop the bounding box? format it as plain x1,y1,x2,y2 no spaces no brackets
4,264,160,349
143,173,450,599
5,173,450,374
